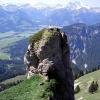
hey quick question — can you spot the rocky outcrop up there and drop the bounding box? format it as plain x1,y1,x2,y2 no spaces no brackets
24,28,74,100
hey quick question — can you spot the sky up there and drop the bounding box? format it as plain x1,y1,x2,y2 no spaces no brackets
0,0,100,8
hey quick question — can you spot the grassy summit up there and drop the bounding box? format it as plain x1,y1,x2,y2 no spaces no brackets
0,75,56,100
29,28,60,50
29,29,45,43
29,28,60,43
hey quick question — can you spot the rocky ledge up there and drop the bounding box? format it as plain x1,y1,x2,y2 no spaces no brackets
24,28,74,100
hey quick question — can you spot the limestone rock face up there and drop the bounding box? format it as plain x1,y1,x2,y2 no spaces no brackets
24,28,74,100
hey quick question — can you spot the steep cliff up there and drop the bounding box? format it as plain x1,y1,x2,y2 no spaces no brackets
24,28,74,100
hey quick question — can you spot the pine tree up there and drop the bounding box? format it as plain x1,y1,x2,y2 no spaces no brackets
95,81,99,91
88,81,99,93
88,81,95,93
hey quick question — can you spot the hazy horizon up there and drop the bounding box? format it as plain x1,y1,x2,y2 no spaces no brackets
0,0,100,8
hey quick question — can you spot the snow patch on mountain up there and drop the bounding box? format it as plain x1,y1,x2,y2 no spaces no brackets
82,43,87,54
72,59,76,64
84,64,88,69
93,30,99,35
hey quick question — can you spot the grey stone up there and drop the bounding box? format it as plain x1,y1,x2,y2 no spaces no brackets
24,28,74,100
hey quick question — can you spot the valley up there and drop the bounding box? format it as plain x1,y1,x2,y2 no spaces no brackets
0,31,31,81
0,23,100,81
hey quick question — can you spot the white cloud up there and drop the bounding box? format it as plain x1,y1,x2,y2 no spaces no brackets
0,0,99,7
0,0,69,7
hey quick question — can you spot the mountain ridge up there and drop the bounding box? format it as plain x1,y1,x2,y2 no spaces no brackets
62,23,100,70
0,4,100,32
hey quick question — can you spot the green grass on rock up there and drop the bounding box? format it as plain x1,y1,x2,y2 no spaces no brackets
0,75,56,100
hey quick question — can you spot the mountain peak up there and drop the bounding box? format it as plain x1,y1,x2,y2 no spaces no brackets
24,28,74,100
66,2,90,10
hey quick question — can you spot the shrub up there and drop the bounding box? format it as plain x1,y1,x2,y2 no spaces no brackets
74,85,80,94
0,80,23,92
88,81,99,93
95,81,99,91
40,79,57,99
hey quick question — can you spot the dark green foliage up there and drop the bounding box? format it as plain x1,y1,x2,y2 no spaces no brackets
74,85,80,94
0,80,23,92
29,29,45,43
79,70,84,76
73,73,78,80
74,67,100,80
88,81,99,93
40,79,57,99
97,65,100,70
95,81,99,91
74,70,84,80
88,81,95,93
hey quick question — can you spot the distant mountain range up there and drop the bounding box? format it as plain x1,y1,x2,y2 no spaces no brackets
62,23,100,70
0,3,100,32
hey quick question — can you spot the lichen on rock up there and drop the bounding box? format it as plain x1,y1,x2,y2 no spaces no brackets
24,28,74,100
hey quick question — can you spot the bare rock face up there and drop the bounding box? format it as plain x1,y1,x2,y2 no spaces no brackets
24,28,74,100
